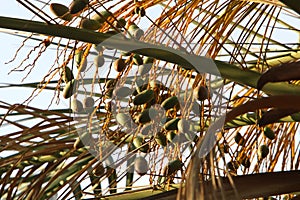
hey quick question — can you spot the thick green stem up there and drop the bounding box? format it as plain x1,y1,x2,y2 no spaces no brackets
1,16,300,95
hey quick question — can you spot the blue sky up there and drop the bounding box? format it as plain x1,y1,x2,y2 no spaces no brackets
0,1,73,109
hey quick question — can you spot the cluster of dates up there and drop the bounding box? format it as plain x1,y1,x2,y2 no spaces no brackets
222,127,275,174
51,1,211,178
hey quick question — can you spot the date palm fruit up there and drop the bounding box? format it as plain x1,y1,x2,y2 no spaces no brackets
50,3,73,21
263,127,275,140
149,107,159,118
177,119,190,133
80,18,101,30
75,49,87,72
133,54,143,66
139,143,150,153
134,6,140,15
218,143,230,154
69,0,89,14
141,123,154,135
75,49,83,65
184,131,195,142
116,113,132,128
149,80,166,90
145,95,157,108
134,82,143,95
94,55,105,68
159,159,183,184
258,144,269,160
134,157,148,175
190,101,201,114
164,118,180,131
167,131,176,143
155,132,167,146
193,85,209,101
139,7,146,17
138,64,152,76
133,135,143,149
122,134,133,144
241,156,251,168
157,93,170,104
71,99,84,112
138,56,154,75
234,132,246,146
83,96,94,108
133,89,154,105
227,160,240,171
50,3,68,16
143,56,154,64
136,108,157,124
133,81,149,95
164,159,183,176
93,44,104,52
135,77,145,87
105,88,114,98
161,96,180,110
63,79,76,99
114,18,126,28
74,137,84,149
61,66,74,83
73,132,92,149
92,10,113,23
78,59,87,72
128,23,144,40
113,58,126,72
114,86,132,98
93,163,105,177
105,79,115,89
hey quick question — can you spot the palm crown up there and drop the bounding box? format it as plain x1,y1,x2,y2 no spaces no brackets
0,0,299,199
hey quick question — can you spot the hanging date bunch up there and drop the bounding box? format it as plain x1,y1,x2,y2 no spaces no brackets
4,0,227,189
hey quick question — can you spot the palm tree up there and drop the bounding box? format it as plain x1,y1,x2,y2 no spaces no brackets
0,0,299,199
